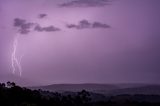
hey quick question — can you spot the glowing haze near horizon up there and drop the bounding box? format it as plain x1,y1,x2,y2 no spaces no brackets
0,0,160,85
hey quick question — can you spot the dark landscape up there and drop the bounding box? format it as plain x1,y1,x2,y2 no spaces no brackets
1,82,160,106
0,0,160,105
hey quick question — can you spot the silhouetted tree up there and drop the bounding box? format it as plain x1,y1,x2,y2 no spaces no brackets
7,81,16,88
0,83,5,87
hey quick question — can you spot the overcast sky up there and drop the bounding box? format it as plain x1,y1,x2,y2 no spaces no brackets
0,0,160,85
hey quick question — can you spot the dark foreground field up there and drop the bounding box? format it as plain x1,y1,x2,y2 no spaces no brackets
1,82,160,106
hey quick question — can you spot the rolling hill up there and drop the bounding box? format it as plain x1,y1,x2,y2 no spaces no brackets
30,83,160,95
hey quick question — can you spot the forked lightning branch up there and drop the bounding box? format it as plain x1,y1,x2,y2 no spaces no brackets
11,34,23,76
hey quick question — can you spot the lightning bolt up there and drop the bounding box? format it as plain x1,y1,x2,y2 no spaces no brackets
11,34,23,76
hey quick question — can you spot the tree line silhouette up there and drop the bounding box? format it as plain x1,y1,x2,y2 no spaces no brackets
0,82,160,106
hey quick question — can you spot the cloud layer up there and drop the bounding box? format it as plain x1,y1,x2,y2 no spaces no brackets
38,14,47,19
14,18,110,34
66,20,110,29
59,0,111,7
14,18,34,34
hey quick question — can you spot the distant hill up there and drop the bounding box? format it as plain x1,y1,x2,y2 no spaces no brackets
30,83,119,93
108,85,160,95
30,83,160,95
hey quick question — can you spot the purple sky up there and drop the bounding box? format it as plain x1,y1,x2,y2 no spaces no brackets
0,0,160,85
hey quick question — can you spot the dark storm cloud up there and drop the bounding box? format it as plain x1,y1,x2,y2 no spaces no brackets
92,22,110,28
59,0,111,7
14,18,34,34
34,25,43,32
38,13,47,19
66,20,110,29
67,20,91,29
19,29,30,34
14,18,26,27
34,24,60,32
14,18,60,34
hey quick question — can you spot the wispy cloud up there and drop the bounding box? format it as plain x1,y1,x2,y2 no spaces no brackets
67,20,91,29
59,0,111,8
92,22,110,28
66,19,110,29
34,24,60,32
38,13,47,19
